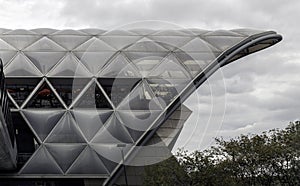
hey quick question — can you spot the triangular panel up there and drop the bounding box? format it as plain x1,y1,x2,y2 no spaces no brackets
177,37,220,52
99,35,142,50
124,37,168,52
24,37,66,51
0,35,40,50
148,36,192,50
45,144,86,172
49,35,91,50
72,81,112,109
74,37,116,52
45,112,86,143
0,38,16,50
48,53,91,77
99,54,141,78
74,51,115,75
97,78,141,107
203,36,244,51
118,81,162,110
25,81,64,108
24,51,66,74
0,51,17,66
91,115,133,144
20,146,63,174
71,109,113,141
4,53,42,77
67,146,109,174
22,110,65,141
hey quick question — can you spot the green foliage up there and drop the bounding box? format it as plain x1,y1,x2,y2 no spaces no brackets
144,121,300,186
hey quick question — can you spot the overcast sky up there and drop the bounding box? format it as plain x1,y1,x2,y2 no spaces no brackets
0,0,299,151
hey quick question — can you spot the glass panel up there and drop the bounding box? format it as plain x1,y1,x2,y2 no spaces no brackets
24,52,66,74
98,78,141,107
147,78,190,106
25,82,64,108
71,109,113,141
49,35,91,50
117,81,162,110
175,52,219,77
73,81,112,109
99,35,142,50
91,114,133,144
148,54,192,79
99,54,141,78
6,78,41,107
45,113,86,143
48,53,91,77
11,112,39,168
20,146,63,174
74,37,116,52
204,30,244,37
4,53,43,77
67,146,109,174
24,37,66,51
74,51,115,75
0,38,16,50
203,36,244,51
22,110,65,141
48,78,91,106
45,144,86,172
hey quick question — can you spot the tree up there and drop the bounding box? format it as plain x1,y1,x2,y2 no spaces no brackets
144,121,300,185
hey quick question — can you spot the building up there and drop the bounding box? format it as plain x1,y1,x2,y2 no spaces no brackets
0,28,282,185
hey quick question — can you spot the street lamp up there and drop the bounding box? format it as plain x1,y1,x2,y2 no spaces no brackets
117,144,128,186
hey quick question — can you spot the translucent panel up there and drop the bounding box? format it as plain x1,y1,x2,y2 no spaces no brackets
0,51,17,66
73,81,112,109
4,29,36,35
52,29,87,35
181,28,209,35
6,78,41,107
22,110,65,141
0,38,16,50
124,37,168,52
4,53,43,77
148,36,192,50
49,35,91,50
91,115,133,144
74,37,116,52
231,28,265,36
91,144,131,172
74,51,115,75
45,144,86,172
98,78,141,107
45,113,86,143
48,53,91,77
124,125,145,142
129,29,155,35
152,30,190,36
177,37,220,52
71,109,113,141
25,82,64,108
203,36,244,51
103,30,135,36
67,146,109,174
99,54,141,78
20,146,63,174
99,35,142,50
148,54,192,79
24,37,66,51
175,52,219,77
30,28,57,35
24,51,66,74
147,78,190,105
79,29,105,35
118,81,162,110
49,78,91,106
117,110,162,131
0,35,40,50
204,30,244,37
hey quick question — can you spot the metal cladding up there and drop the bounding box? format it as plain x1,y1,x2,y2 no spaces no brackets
0,28,282,182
